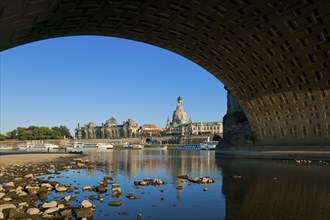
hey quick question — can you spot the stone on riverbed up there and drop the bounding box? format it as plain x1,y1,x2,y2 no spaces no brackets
125,194,140,200
188,176,215,184
81,200,93,208
42,201,57,208
26,186,39,195
60,209,72,218
41,183,53,190
134,179,168,186
5,182,15,187
82,186,92,191
26,208,40,215
96,185,107,193
55,186,67,192
24,173,34,179
0,203,16,210
44,207,59,214
108,201,122,206
64,195,71,202
75,207,93,218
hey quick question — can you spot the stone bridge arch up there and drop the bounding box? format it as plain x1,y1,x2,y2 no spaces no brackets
1,0,329,147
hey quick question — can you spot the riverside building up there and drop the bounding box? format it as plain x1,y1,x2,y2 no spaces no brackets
75,117,138,139
165,97,223,136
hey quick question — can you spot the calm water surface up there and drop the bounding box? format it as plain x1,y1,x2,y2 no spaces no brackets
40,149,330,220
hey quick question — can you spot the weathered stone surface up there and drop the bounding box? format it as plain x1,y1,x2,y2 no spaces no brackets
41,183,53,190
27,207,40,215
97,185,107,193
55,186,67,192
82,186,92,191
134,179,167,186
26,186,39,195
0,203,16,210
8,208,25,219
75,208,93,218
44,207,59,214
0,193,5,199
81,200,92,208
42,201,57,208
24,173,34,179
18,202,28,208
60,209,72,217
125,194,140,200
64,195,71,202
5,182,14,187
188,176,215,184
220,90,254,149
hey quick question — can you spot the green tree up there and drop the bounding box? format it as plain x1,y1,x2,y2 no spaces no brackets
0,134,6,141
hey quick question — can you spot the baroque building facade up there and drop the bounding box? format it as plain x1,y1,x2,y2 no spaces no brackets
165,97,223,136
75,117,138,139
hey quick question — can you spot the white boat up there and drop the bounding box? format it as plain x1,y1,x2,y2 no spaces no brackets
65,145,83,153
17,142,35,149
144,144,168,150
97,143,114,149
122,144,144,149
82,143,98,148
199,141,218,150
44,143,59,149
30,144,46,149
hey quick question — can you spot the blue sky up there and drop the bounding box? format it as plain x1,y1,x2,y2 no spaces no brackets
0,36,226,135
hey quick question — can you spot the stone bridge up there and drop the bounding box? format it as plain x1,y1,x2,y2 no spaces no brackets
1,0,329,147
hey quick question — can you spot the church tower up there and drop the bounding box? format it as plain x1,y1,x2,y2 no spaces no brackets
172,96,188,124
166,115,171,128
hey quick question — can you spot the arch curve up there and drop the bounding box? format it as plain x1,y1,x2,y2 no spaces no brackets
1,0,329,146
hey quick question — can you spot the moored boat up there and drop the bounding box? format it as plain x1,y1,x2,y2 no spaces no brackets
144,144,168,150
97,143,114,149
122,144,144,149
44,143,59,149
82,143,98,148
199,141,218,150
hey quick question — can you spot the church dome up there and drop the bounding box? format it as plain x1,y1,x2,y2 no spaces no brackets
106,117,117,125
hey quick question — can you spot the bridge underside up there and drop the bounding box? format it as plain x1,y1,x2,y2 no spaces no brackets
1,0,329,146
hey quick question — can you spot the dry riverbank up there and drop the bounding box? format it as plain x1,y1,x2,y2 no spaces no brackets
0,154,78,167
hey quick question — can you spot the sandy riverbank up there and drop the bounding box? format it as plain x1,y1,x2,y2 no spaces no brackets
0,154,80,167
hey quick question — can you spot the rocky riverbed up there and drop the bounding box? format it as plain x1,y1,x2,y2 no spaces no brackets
0,155,100,219
0,151,220,219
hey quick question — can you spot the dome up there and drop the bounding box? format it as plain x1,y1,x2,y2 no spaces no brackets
105,117,117,125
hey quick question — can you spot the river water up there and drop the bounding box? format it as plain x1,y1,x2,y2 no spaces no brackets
39,149,330,220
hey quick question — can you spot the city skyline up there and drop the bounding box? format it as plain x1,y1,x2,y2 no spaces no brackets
0,36,227,135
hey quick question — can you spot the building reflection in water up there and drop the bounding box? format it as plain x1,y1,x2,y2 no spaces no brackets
216,158,330,220
84,149,219,198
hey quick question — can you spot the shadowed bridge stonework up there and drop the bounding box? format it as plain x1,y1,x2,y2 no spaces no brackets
1,0,329,146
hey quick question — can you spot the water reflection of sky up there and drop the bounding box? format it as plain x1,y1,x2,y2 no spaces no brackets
40,149,226,220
